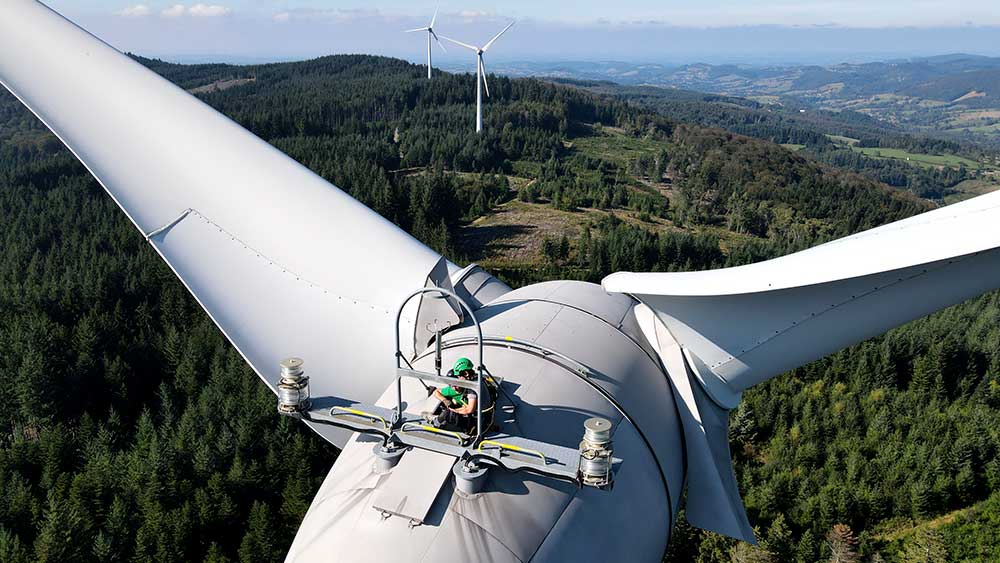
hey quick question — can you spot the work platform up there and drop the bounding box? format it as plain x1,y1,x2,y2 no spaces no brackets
278,286,621,493
304,371,590,485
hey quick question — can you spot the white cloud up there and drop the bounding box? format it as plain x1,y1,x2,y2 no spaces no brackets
268,8,380,23
117,4,151,17
455,10,503,24
459,10,494,19
159,4,231,19
189,4,232,17
160,4,186,18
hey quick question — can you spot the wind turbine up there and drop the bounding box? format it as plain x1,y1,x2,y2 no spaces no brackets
404,8,446,80
12,2,1000,561
441,21,515,133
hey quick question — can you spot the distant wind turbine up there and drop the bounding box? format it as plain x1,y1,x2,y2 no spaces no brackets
441,21,515,133
404,8,447,80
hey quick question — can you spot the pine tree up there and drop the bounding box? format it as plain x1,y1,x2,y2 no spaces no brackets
912,344,948,400
764,514,793,562
15,346,58,424
102,496,132,562
92,531,113,562
729,402,756,445
730,541,775,563
795,529,818,563
33,493,86,563
578,227,592,267
911,480,932,518
826,523,859,563
911,354,933,394
0,528,30,563
471,189,489,217
557,234,570,261
204,543,233,563
238,502,281,563
541,237,559,262
874,338,898,388
696,532,735,563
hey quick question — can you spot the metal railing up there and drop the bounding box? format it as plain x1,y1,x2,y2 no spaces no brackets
395,287,486,441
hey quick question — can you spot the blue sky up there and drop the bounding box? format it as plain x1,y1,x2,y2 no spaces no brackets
46,1,1000,64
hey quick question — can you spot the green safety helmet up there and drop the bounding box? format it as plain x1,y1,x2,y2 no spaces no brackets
453,357,474,376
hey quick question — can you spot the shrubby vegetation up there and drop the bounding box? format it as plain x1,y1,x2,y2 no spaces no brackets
0,53,997,561
809,145,971,199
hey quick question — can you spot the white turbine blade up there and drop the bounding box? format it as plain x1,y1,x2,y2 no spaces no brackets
439,35,479,52
430,6,438,28
482,21,515,52
0,1,446,447
635,309,755,543
479,57,491,97
604,188,1000,402
430,30,447,53
405,26,430,33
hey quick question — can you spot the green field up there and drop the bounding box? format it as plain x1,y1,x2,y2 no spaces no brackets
851,146,984,170
943,178,1000,204
825,134,860,145
950,123,1000,134
569,126,666,166
824,134,986,170
851,147,983,170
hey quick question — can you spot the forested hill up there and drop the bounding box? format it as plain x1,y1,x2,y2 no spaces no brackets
497,56,1000,149
0,53,997,563
134,54,927,262
566,82,998,201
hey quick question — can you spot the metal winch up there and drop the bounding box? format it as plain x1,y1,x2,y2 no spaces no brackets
277,357,311,415
578,418,615,488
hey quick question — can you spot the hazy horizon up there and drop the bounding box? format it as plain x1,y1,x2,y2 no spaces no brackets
149,51,1000,71
42,2,1000,67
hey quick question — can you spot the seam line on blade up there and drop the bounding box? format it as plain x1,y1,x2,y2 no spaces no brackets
149,207,395,316
710,251,983,372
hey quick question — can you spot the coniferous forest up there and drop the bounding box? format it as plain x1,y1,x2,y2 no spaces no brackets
0,54,999,562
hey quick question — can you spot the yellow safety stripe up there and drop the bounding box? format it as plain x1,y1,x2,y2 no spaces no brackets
400,422,466,444
329,407,389,430
478,440,547,465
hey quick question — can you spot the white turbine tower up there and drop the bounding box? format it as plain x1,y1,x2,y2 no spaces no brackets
441,21,515,133
404,8,446,80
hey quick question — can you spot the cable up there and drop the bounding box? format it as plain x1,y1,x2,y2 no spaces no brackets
397,352,435,396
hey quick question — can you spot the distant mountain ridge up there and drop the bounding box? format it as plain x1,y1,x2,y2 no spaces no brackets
481,54,1000,102
473,55,1000,147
